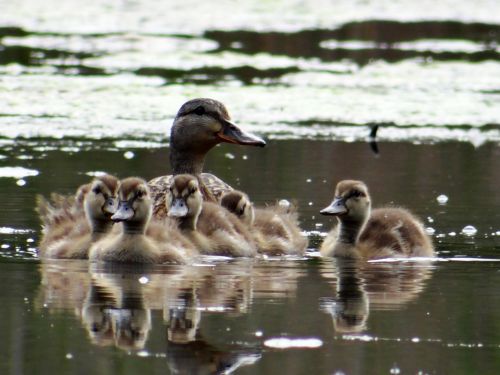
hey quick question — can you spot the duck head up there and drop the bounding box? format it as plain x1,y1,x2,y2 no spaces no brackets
166,174,203,230
220,190,255,226
320,180,371,224
84,175,119,232
112,178,152,233
170,98,266,174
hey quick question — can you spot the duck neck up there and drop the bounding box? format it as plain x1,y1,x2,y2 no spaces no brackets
338,218,366,245
122,220,148,235
90,218,113,240
178,215,198,232
170,149,206,175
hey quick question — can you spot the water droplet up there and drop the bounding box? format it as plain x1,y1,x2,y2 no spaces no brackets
242,155,248,160
26,238,34,243
425,227,435,235
1,244,10,249
461,225,477,236
138,276,149,284
278,199,291,209
124,151,135,159
65,353,73,359
411,337,420,343
390,365,401,374
427,216,434,223
255,331,263,337
315,223,323,228
16,179,26,186
224,153,235,159
308,202,313,206
306,178,312,183
436,194,448,204
448,232,456,236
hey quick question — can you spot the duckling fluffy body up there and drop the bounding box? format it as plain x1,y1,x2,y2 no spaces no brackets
221,191,308,256
89,177,194,264
148,98,265,219
38,175,119,259
320,180,434,259
167,175,257,257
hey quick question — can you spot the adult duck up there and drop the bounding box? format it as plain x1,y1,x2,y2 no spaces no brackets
148,98,265,218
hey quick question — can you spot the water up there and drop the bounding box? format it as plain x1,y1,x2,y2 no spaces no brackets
1,0,500,374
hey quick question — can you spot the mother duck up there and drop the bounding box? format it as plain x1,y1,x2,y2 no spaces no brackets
148,98,266,218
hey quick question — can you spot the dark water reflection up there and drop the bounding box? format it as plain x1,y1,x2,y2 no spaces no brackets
0,139,499,373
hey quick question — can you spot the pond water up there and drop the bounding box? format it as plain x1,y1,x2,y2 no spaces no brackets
1,1,500,374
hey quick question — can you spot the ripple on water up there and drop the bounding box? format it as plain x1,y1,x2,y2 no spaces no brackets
0,167,39,178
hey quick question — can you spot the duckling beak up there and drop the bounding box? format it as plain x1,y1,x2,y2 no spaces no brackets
217,119,266,147
111,201,134,222
168,199,189,218
320,197,348,216
103,197,118,216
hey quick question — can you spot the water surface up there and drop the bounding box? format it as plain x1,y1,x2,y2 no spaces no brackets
1,1,500,374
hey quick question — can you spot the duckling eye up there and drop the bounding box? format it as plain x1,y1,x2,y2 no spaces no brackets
239,204,246,216
92,186,101,195
352,190,363,198
189,187,198,195
193,106,205,116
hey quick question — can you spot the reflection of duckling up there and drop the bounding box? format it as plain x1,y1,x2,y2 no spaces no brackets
148,98,266,219
89,177,194,264
322,259,369,333
320,180,434,259
38,175,119,259
167,175,257,257
221,191,308,256
320,258,434,333
82,269,152,350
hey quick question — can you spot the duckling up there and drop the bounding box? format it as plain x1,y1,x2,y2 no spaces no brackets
148,98,266,218
167,174,257,257
221,191,308,256
38,175,119,259
89,177,194,264
319,180,434,259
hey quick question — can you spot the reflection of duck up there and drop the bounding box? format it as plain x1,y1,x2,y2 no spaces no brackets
167,175,257,257
82,268,153,350
321,258,434,333
37,175,119,259
164,286,261,374
221,191,308,256
148,98,266,219
320,180,434,259
89,177,194,264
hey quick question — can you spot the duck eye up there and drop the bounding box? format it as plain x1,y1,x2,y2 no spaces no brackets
194,106,205,116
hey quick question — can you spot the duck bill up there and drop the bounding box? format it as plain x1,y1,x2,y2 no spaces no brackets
102,197,118,216
217,119,266,147
320,197,348,216
111,201,134,222
168,199,189,218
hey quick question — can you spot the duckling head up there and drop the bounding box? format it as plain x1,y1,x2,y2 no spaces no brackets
170,98,266,174
166,175,203,229
220,191,255,226
112,178,152,231
84,175,119,227
320,180,371,224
